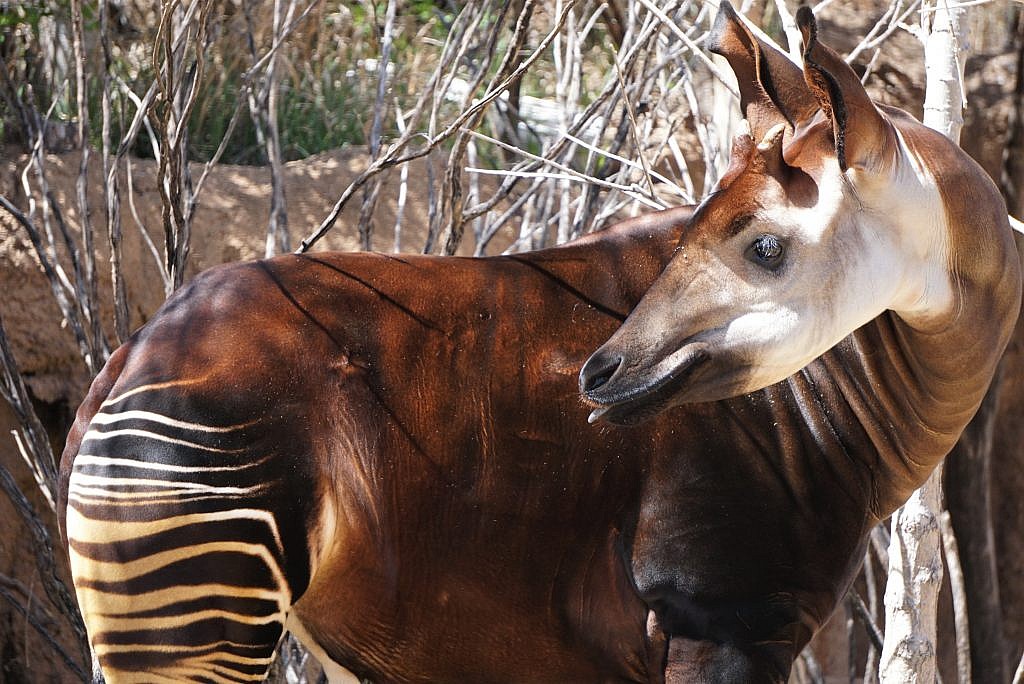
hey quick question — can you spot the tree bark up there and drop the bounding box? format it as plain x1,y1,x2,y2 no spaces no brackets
880,475,944,682
880,1,967,681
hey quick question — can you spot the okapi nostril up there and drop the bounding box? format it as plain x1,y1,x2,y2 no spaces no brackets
580,354,623,394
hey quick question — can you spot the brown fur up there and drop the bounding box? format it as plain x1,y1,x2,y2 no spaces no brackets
60,4,1020,683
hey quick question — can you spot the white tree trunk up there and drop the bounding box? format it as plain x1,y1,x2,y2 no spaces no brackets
880,474,944,682
922,1,967,143
880,2,967,681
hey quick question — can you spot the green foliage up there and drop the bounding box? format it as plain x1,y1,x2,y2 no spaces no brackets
186,61,369,165
2,0,587,167
276,63,368,161
0,3,51,32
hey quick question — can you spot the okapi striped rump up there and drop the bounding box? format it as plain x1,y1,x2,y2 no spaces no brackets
65,381,313,682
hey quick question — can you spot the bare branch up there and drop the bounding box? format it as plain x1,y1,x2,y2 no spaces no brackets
0,315,56,505
0,581,86,680
240,0,323,82
439,0,533,256
69,0,108,369
126,157,172,292
633,0,739,99
466,2,673,226
0,196,96,374
358,0,399,252
155,1,214,291
939,511,972,684
846,1,923,65
98,0,130,345
612,55,655,197
850,590,886,652
297,0,581,254
264,0,298,257
0,456,88,670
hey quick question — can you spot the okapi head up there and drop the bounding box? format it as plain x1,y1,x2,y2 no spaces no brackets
581,3,1015,427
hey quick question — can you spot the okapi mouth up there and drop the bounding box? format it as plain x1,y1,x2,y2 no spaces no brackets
583,343,711,425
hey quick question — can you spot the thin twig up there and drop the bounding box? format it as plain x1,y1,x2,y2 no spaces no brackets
612,56,655,197
125,158,171,292
359,0,398,252
563,132,689,199
846,0,922,64
240,0,323,82
263,0,297,256
438,0,529,256
633,0,739,99
393,101,410,253
0,314,56,505
156,1,214,291
99,0,130,344
0,196,95,375
850,590,885,651
0,584,86,680
297,0,580,253
476,176,546,255
464,129,664,207
465,3,669,225
939,510,972,684
464,167,661,207
15,83,97,376
70,0,107,371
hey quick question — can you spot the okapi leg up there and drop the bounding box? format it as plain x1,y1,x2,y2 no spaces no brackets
65,404,295,682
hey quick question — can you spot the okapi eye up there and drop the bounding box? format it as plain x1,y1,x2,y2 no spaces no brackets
747,234,785,270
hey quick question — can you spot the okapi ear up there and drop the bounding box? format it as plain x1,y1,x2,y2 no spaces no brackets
706,1,817,140
796,6,893,172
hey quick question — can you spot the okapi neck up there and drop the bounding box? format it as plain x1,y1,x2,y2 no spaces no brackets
832,114,1022,511
825,263,1019,515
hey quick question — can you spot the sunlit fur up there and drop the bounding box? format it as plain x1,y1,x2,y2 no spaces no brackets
60,4,1019,682
66,390,294,683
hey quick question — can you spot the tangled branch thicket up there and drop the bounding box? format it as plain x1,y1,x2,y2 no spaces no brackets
0,1,1022,682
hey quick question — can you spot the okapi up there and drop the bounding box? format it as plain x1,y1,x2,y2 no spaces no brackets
60,5,1020,683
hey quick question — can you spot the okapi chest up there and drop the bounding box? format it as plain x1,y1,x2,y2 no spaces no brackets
60,4,1019,683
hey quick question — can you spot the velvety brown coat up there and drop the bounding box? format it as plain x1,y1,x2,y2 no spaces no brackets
59,5,1020,683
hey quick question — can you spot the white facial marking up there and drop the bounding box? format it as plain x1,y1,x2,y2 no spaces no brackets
685,124,953,393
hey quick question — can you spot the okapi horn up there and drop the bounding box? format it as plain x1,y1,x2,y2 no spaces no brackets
706,1,817,140
796,5,894,172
